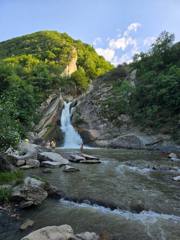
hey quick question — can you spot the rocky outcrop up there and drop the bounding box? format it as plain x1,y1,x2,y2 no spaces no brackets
35,93,64,142
72,72,180,151
61,48,77,77
21,224,99,240
5,142,40,169
11,177,61,208
11,177,48,207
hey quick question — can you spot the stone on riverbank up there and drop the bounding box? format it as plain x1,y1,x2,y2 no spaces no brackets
20,219,34,230
25,159,40,168
41,161,62,168
76,232,99,240
63,165,80,172
11,177,48,207
38,152,69,165
173,176,180,181
81,153,99,160
69,154,85,162
79,159,101,164
21,224,99,240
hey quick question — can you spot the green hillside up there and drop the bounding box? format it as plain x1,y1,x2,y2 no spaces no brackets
99,32,180,143
0,31,112,150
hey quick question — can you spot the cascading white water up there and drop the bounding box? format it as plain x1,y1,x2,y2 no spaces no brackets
60,101,83,148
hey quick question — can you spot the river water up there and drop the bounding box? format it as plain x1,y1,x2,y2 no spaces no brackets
1,148,180,240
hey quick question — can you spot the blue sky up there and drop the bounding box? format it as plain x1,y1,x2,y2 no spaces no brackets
0,0,180,65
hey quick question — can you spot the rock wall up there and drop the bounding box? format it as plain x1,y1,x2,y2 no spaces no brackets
72,75,180,152
61,48,77,77
35,93,64,142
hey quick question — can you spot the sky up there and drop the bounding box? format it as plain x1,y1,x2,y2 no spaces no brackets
0,0,180,65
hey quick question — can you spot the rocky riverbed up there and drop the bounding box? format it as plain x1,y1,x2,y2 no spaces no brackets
1,148,180,240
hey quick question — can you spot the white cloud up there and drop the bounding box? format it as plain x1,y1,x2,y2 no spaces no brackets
96,48,115,62
92,37,102,46
127,22,142,32
143,36,156,47
109,36,137,50
94,22,155,66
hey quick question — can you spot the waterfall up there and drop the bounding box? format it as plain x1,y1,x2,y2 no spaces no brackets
60,101,83,148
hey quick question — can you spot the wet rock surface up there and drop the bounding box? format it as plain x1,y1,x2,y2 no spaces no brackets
63,165,80,172
11,177,60,208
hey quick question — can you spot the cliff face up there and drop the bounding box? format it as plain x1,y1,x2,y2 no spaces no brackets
72,71,180,152
35,93,64,142
61,48,77,77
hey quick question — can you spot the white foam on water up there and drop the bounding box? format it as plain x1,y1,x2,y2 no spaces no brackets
59,198,180,225
115,164,151,175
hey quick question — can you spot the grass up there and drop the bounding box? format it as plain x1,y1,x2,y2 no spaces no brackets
0,170,24,185
0,187,12,202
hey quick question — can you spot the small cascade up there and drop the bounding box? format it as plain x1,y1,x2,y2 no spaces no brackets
60,101,83,148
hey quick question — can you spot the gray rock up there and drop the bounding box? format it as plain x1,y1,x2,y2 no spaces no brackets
38,152,69,165
173,176,180,181
21,225,99,240
20,165,35,169
76,232,99,240
63,165,80,172
20,219,34,230
21,225,74,240
110,134,144,149
12,177,48,206
168,153,177,158
41,161,61,168
168,153,180,161
20,201,34,209
81,153,99,160
25,159,40,168
16,160,25,167
6,142,38,164
79,159,101,164
69,154,85,162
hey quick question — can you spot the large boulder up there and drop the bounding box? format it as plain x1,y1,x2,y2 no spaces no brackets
21,225,99,240
11,177,48,206
6,142,38,164
109,134,144,149
38,152,69,165
21,225,74,240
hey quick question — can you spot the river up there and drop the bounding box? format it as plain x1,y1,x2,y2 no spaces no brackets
1,148,180,240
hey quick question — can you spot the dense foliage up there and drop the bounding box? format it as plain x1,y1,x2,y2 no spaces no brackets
0,31,112,150
132,32,180,141
100,32,180,142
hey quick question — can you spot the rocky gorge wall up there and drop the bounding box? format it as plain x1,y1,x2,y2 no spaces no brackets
72,74,180,152
33,93,64,143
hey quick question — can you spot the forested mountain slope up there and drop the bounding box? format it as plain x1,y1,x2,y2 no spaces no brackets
0,31,112,150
